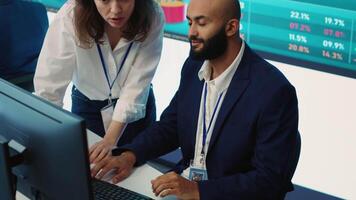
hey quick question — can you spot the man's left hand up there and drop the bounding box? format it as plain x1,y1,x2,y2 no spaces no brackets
151,172,200,199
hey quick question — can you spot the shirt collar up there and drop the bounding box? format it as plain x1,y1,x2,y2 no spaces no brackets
198,40,245,93
102,33,133,52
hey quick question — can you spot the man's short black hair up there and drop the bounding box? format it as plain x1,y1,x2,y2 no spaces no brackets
232,0,241,20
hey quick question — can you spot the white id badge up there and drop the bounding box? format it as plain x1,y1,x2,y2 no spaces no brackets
100,103,114,132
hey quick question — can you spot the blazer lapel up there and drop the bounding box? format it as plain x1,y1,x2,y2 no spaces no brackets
207,47,252,153
188,77,204,149
181,59,205,151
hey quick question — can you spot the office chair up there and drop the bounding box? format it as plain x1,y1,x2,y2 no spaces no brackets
0,0,48,92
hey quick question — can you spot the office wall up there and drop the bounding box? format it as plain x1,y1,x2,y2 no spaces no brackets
47,12,356,199
270,60,356,200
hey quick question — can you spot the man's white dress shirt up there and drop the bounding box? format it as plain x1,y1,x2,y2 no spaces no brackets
182,41,246,178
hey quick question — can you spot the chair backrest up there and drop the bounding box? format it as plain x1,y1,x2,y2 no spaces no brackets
0,0,48,91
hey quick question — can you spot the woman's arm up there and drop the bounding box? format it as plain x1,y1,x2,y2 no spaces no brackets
34,7,76,107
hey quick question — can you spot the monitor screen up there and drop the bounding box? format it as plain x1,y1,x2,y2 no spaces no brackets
0,78,92,199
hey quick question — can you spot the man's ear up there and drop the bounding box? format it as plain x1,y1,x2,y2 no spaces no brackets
225,19,239,37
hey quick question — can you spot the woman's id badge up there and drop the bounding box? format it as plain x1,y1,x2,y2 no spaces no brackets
100,102,114,132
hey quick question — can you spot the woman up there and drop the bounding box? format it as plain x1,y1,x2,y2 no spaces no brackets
34,0,164,164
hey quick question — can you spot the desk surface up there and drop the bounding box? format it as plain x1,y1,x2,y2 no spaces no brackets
17,129,177,200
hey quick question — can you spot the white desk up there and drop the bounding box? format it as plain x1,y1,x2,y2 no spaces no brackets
17,130,177,200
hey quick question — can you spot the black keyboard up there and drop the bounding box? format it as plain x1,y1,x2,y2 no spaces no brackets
92,178,153,200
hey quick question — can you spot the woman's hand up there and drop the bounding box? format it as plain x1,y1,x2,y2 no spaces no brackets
89,138,116,164
89,120,127,164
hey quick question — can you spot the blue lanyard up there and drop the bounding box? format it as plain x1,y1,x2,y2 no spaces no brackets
201,83,223,155
96,42,133,99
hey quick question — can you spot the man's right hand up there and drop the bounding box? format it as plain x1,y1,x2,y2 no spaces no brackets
91,151,136,184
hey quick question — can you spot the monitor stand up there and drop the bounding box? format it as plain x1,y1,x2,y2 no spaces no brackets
0,137,26,200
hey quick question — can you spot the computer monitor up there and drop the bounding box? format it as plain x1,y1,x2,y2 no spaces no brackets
0,78,93,199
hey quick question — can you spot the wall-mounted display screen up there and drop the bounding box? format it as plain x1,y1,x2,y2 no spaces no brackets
36,0,356,78
161,0,356,78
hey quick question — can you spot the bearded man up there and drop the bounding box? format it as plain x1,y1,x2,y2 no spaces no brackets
92,0,301,199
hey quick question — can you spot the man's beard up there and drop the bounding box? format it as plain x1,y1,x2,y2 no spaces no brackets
189,25,228,61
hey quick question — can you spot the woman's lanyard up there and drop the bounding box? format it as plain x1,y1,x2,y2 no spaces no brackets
200,83,224,161
96,42,133,103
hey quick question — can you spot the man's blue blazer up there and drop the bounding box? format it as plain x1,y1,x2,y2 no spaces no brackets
118,44,300,200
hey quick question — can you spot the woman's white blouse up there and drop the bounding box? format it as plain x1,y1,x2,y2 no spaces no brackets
34,2,164,123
